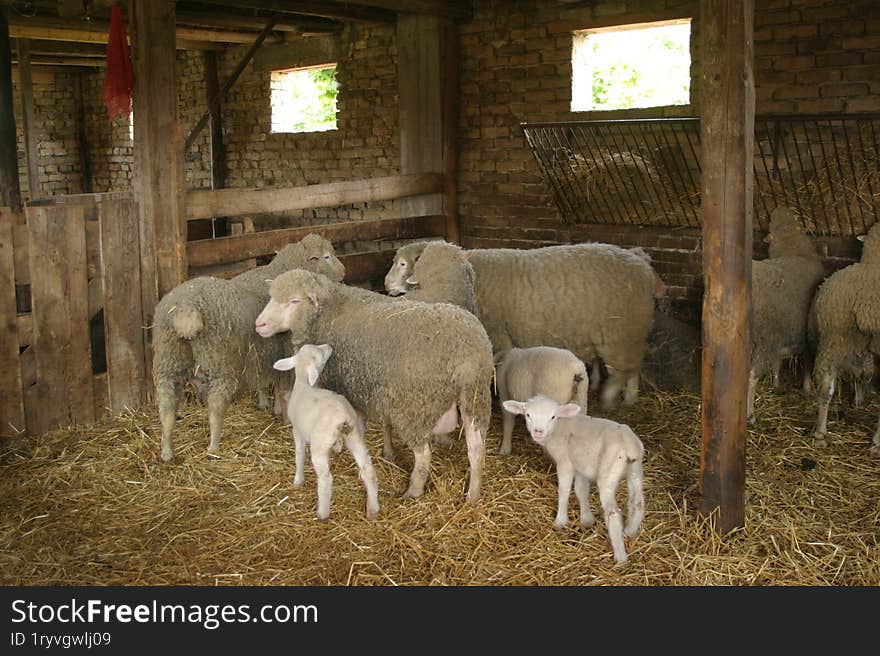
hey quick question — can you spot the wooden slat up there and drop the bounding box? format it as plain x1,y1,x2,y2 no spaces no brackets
25,191,133,207
16,39,41,202
93,372,109,418
19,345,35,388
185,173,444,221
27,206,94,433
699,0,754,533
100,199,146,413
11,219,28,284
338,250,396,285
187,214,446,268
17,314,32,347
0,216,24,436
0,10,22,211
88,276,103,318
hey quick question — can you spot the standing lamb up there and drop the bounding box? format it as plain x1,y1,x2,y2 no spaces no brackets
255,269,494,501
153,234,345,462
747,207,826,423
810,222,880,455
273,344,380,520
502,395,645,564
494,346,589,455
384,241,657,409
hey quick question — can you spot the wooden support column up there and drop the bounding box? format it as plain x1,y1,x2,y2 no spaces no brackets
132,0,186,374
0,9,21,210
398,14,459,243
16,39,40,202
699,0,755,533
73,72,91,193
203,51,226,191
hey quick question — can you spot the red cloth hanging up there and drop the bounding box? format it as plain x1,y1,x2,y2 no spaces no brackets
103,3,134,122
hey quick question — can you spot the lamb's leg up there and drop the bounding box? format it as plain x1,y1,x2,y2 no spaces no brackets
622,371,640,406
462,410,484,503
553,460,574,529
771,359,782,389
382,421,395,461
344,431,380,519
157,379,183,462
500,408,515,456
868,413,880,458
747,368,758,425
402,440,431,499
597,470,628,564
257,389,272,412
574,473,594,527
292,428,305,487
206,384,234,457
310,446,333,521
624,458,645,538
853,379,865,408
802,352,814,394
600,370,624,410
812,373,836,447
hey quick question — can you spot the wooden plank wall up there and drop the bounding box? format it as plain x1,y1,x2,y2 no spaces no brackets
0,207,24,437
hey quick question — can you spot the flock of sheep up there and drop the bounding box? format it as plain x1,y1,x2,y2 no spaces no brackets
150,209,880,564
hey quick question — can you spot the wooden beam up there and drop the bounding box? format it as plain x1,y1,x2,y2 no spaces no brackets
203,52,226,191
338,2,472,19
10,39,106,57
253,34,340,72
175,10,339,34
398,15,446,219
132,1,186,352
187,214,446,268
16,39,41,203
699,0,755,533
13,56,106,67
0,8,22,211
200,1,396,24
186,173,444,220
185,14,279,152
442,20,460,244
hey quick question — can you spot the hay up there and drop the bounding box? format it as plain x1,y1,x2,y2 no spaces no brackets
1,384,878,586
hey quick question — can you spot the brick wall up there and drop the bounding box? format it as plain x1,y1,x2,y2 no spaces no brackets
456,0,880,317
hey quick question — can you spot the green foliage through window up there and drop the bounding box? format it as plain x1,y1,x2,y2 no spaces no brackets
271,65,338,133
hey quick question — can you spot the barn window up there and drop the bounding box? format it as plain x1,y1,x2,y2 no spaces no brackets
571,19,692,112
270,65,339,133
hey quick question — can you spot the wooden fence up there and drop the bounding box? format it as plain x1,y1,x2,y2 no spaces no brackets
1,174,449,438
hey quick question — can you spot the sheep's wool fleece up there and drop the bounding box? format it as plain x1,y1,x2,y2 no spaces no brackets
268,270,494,446
405,241,476,313
496,346,587,405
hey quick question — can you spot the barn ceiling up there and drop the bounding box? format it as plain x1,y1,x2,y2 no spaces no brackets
5,1,471,67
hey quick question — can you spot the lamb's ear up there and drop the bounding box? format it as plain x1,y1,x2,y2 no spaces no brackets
273,356,296,372
406,275,418,285
502,400,526,416
307,291,319,309
857,234,866,242
306,364,320,386
318,344,333,362
557,403,582,417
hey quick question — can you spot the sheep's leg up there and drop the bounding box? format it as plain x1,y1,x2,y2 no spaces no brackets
771,359,782,389
870,415,880,458
382,421,395,461
622,371,640,406
600,369,624,410
273,381,288,418
157,379,183,462
462,410,484,503
747,368,758,426
853,379,865,408
553,460,574,529
206,385,234,457
500,408,515,456
812,373,836,447
310,446,333,521
402,441,432,499
802,352,814,394
624,458,645,538
292,428,306,487
574,473,594,527
344,432,380,519
590,359,602,392
257,389,272,412
597,470,628,564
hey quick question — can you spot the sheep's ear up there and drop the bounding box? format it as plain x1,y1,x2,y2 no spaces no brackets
460,249,474,261
857,234,866,242
264,278,273,285
307,292,319,308
406,275,418,285
502,400,526,416
557,403,581,417
306,364,320,386
273,357,296,371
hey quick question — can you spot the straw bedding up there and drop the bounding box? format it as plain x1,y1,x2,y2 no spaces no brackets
1,383,878,586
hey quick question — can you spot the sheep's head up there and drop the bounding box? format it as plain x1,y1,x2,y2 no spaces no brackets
502,395,580,445
255,269,330,341
273,343,332,386
857,221,880,266
276,234,346,282
384,241,432,296
405,241,473,290
766,207,815,259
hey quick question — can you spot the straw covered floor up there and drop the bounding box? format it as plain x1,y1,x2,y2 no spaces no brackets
1,381,878,586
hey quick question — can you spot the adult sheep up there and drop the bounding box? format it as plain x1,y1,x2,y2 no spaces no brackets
255,269,495,502
810,222,880,455
153,234,345,462
385,240,657,408
748,207,825,423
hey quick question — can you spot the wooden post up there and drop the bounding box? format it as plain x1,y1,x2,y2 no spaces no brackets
442,20,460,245
73,72,92,193
203,51,226,191
131,0,186,384
699,0,755,532
398,13,458,241
16,38,40,202
0,209,25,437
0,9,22,211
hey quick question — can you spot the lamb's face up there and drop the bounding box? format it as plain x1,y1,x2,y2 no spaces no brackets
384,243,428,296
502,396,581,445
255,279,320,341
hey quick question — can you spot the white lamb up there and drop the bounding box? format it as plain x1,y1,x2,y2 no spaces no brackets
503,395,645,564
494,346,589,455
274,344,380,521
